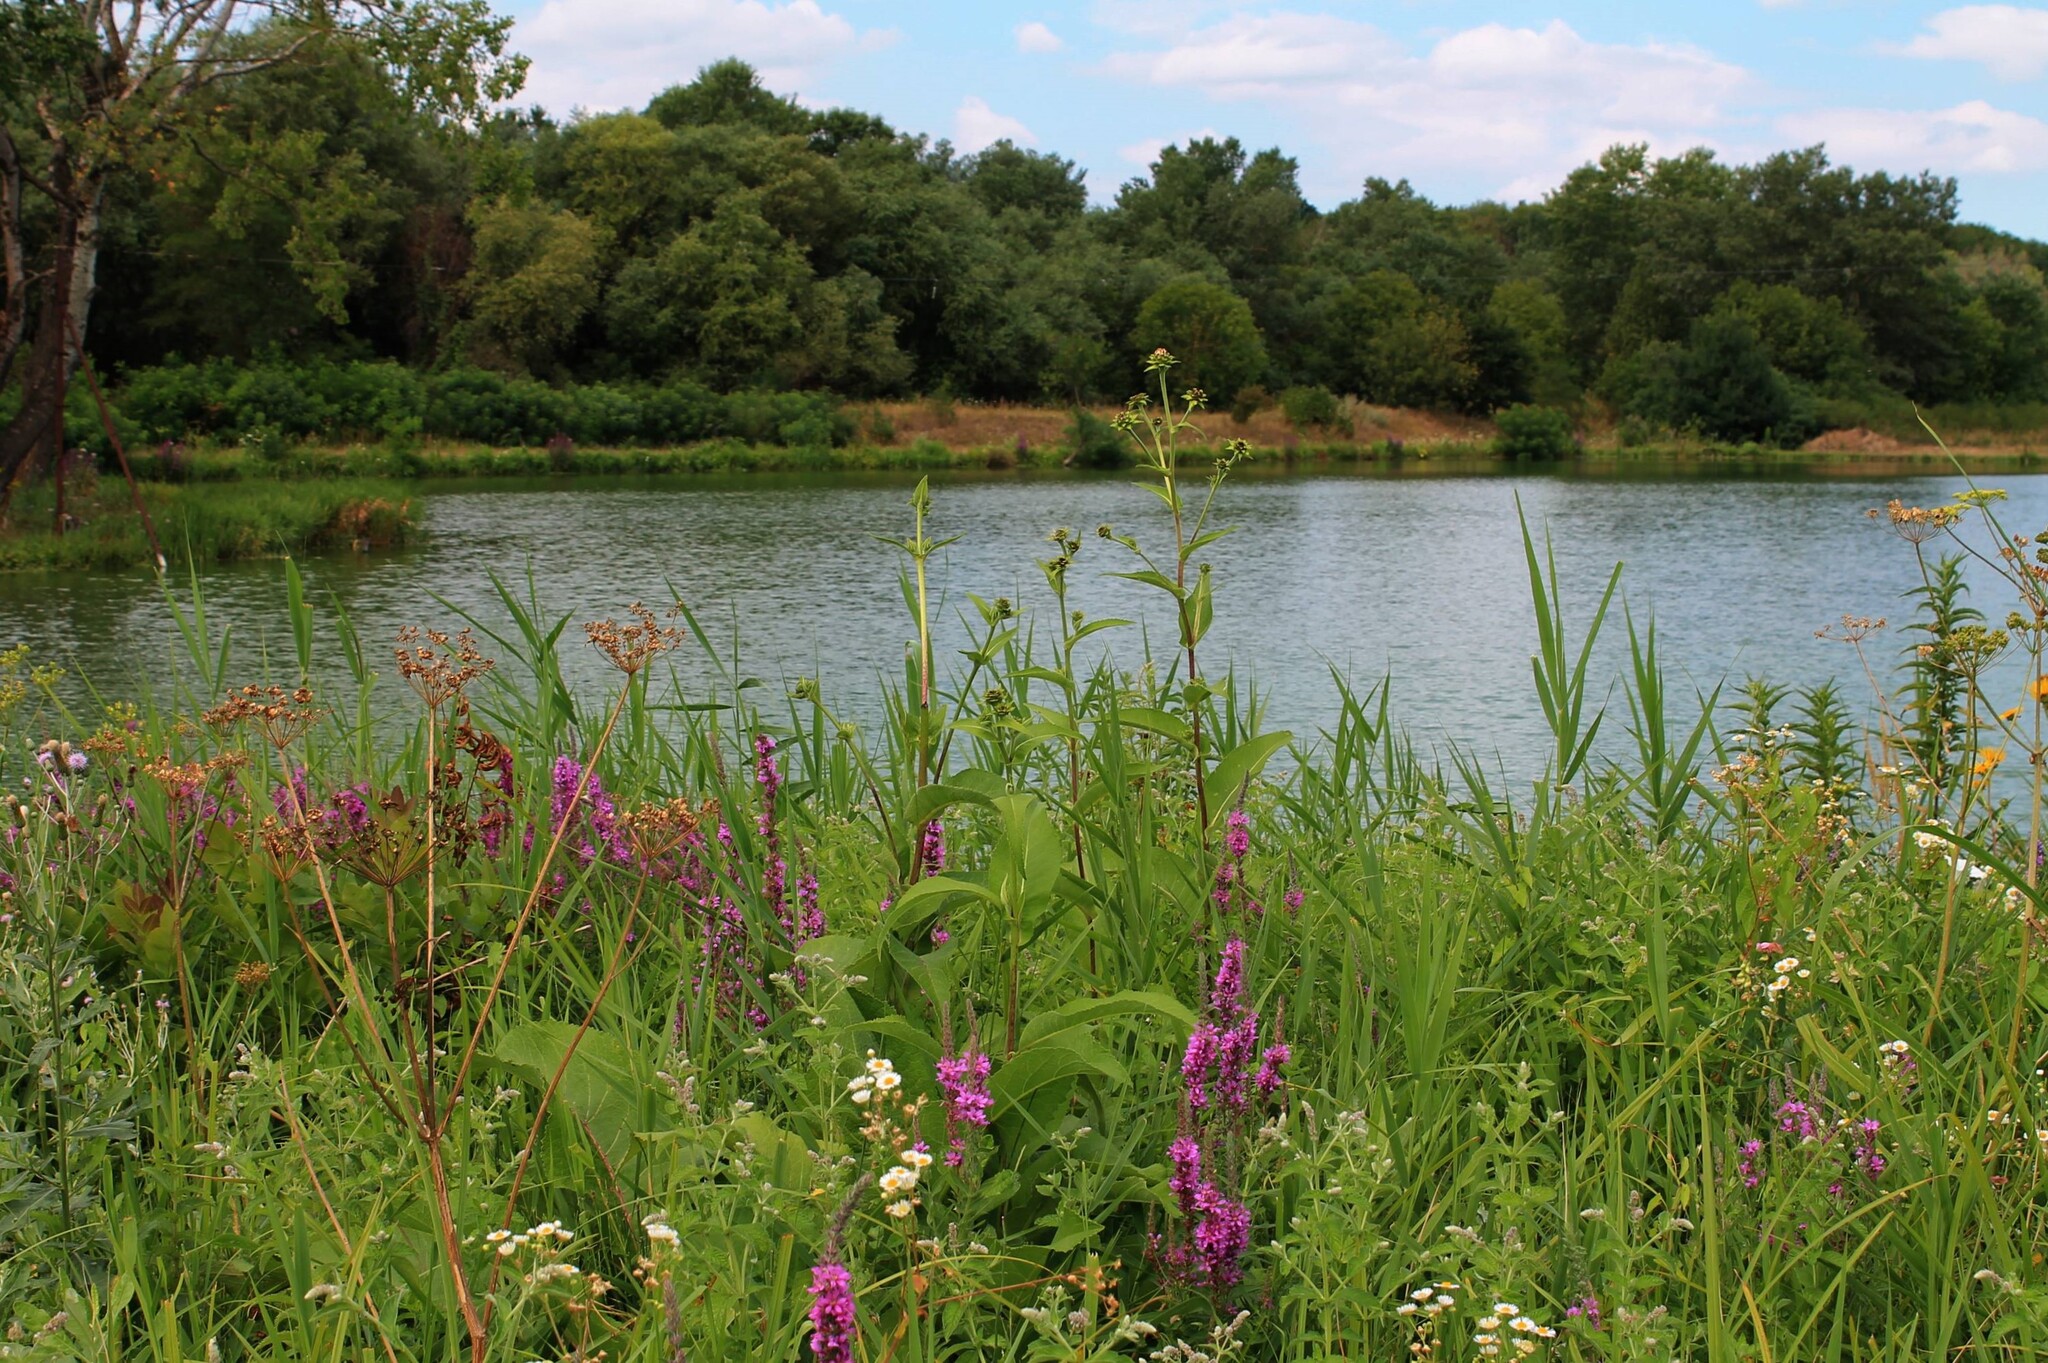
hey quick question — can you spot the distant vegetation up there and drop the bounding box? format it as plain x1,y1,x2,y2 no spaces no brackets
9,50,2048,458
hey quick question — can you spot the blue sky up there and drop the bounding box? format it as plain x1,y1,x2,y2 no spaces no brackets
500,1,2048,238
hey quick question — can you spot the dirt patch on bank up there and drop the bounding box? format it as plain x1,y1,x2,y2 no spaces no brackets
1801,427,1909,453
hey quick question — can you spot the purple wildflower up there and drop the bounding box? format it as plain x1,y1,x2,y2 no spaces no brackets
1210,938,1247,1022
1777,1101,1819,1143
1181,1026,1221,1110
807,1260,856,1363
1191,1184,1250,1289
1255,1040,1290,1096
936,1045,992,1167
1168,1135,1203,1214
1566,1296,1603,1329
1739,1138,1764,1188
1225,808,1250,860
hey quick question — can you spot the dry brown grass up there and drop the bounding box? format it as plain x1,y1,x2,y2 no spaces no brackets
858,397,1493,451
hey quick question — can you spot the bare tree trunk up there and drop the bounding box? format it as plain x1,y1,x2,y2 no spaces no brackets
0,156,101,498
0,127,25,394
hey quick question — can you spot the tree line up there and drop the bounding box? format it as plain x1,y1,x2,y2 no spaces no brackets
7,17,2048,458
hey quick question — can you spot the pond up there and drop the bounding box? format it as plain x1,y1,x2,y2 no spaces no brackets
2,465,2041,783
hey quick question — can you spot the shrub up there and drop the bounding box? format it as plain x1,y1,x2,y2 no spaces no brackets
1493,404,1576,459
1279,385,1347,434
1064,410,1129,469
1230,384,1272,424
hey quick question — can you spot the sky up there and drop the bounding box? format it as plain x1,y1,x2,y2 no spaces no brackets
496,1,2048,239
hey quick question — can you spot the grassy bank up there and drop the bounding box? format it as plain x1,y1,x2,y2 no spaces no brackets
122,427,2048,488
0,475,412,571
0,376,2044,1361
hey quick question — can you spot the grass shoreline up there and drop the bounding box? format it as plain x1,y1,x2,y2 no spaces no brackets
3,428,2040,572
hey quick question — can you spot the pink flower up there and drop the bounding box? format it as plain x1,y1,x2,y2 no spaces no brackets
807,1260,856,1362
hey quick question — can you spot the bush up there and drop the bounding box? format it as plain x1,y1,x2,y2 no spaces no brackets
1279,385,1347,434
1064,410,1129,469
1230,384,1272,424
109,360,849,451
1493,404,1576,459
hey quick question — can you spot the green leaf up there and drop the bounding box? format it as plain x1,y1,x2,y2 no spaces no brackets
1019,990,1197,1048
488,1021,642,1166
989,1036,1127,1119
1206,731,1293,827
1114,706,1191,743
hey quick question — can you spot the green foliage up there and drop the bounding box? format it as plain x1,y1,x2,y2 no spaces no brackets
1278,385,1345,433
1131,277,1269,404
19,44,2043,442
1063,409,1129,469
5,415,2048,1359
1322,270,1476,410
1492,403,1576,459
110,358,848,449
1604,313,1819,446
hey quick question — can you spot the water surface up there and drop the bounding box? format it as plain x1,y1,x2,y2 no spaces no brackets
4,466,2038,782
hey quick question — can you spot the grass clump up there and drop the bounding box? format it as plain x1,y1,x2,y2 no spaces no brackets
0,357,2044,1361
0,476,412,571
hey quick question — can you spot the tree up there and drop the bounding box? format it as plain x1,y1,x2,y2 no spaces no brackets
604,196,813,387
461,200,605,374
1323,270,1475,410
645,58,811,135
959,140,1086,221
1131,277,1267,403
0,0,523,491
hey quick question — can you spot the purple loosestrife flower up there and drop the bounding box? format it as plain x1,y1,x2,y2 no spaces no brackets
1215,1015,1260,1112
919,820,946,875
807,1261,856,1363
1853,1119,1887,1179
1181,1026,1221,1110
1168,1134,1202,1215
1778,1100,1819,1143
1225,808,1250,860
1255,1040,1290,1096
755,732,783,801
1739,1139,1764,1188
797,872,825,941
1566,1296,1603,1329
936,1046,992,1167
1282,883,1304,913
1211,938,1247,1022
1191,1184,1251,1289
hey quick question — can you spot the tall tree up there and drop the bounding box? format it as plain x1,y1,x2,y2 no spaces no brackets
0,0,523,490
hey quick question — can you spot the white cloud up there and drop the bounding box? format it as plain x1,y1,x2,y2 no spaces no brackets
515,0,876,113
1118,128,1221,169
1780,100,2048,173
1015,21,1063,54
954,96,1037,153
1882,6,2048,80
1105,15,1752,202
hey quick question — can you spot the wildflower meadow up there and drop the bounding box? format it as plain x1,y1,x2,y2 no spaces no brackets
1,353,2045,1362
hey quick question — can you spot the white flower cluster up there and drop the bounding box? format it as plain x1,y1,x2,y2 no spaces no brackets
1395,1280,1459,1318
848,1050,902,1105
1472,1303,1556,1358
879,1145,933,1218
485,1220,574,1257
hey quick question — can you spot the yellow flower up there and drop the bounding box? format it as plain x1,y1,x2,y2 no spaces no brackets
2002,706,2023,721
2030,674,2048,701
1975,747,2007,776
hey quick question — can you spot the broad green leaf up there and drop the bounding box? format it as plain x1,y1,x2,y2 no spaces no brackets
489,1021,642,1166
1206,731,1293,826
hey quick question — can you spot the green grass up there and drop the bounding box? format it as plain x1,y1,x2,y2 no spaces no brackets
0,406,2043,1361
0,477,413,571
